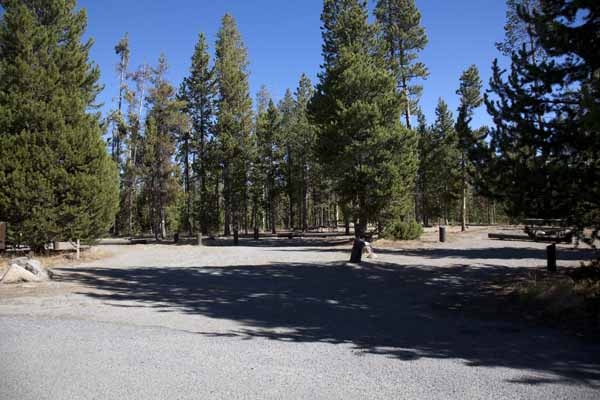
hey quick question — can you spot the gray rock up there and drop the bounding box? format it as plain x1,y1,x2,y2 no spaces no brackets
0,264,40,284
9,258,51,280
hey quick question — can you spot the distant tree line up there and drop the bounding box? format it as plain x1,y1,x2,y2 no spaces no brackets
0,0,597,249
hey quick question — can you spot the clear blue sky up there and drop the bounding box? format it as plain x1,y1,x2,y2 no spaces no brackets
80,0,509,128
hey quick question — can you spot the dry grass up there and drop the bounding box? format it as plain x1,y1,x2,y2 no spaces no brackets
509,261,600,334
0,258,8,277
0,247,112,271
40,248,112,269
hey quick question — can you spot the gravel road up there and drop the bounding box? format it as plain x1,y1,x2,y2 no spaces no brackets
1,227,599,399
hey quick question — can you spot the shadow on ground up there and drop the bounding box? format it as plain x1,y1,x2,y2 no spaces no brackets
56,255,600,388
269,245,598,262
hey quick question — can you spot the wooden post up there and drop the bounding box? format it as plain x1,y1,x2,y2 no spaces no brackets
76,239,80,260
197,232,203,246
439,226,447,243
547,244,557,272
0,222,6,252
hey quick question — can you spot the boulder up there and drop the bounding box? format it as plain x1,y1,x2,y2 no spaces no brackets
0,264,41,284
9,257,52,280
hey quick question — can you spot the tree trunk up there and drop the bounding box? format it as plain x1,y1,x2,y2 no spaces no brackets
350,217,367,263
223,163,231,236
402,76,411,129
288,146,294,230
160,208,167,240
270,189,277,234
243,186,248,235
213,169,220,235
461,151,467,232
350,239,365,264
335,202,339,231
461,183,467,232
184,137,193,236
344,208,350,235
302,166,308,232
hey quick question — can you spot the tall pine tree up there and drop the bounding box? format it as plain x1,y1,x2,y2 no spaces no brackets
111,33,131,236
294,74,316,232
455,65,483,231
180,32,217,236
375,0,429,129
310,0,417,259
431,99,461,224
141,55,184,240
279,89,298,230
0,0,119,250
214,13,253,242
476,0,599,240
256,97,282,234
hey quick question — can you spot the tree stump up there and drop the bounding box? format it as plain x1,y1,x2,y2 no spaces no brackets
350,239,366,263
547,244,557,272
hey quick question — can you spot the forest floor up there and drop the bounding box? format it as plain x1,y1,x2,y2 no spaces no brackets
1,226,599,399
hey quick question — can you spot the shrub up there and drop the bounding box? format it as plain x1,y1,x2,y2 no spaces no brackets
385,220,423,241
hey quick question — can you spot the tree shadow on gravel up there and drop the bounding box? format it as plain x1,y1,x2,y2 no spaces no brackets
55,259,600,387
202,237,352,248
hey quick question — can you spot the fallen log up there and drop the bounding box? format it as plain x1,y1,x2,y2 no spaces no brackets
488,233,572,243
488,233,531,241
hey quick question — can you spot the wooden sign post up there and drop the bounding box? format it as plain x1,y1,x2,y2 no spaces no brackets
0,222,6,252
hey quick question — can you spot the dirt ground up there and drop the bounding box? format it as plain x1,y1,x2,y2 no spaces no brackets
0,225,595,317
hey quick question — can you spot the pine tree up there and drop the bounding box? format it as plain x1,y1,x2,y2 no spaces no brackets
455,65,483,231
180,32,216,236
430,99,461,224
279,89,298,229
121,63,151,235
256,96,282,234
415,110,429,224
476,0,600,239
141,55,184,240
113,33,130,167
175,84,194,235
310,0,418,252
111,33,131,236
294,74,316,232
0,0,119,250
214,13,253,242
496,0,545,63
375,0,429,129
248,87,266,236
120,76,143,236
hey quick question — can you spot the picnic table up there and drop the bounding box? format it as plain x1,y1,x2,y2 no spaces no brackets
523,219,573,243
488,219,574,243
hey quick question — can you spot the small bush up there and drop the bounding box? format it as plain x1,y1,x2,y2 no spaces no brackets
385,220,423,241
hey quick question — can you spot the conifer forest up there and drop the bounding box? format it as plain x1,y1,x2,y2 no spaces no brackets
0,0,598,249
1,3,600,397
